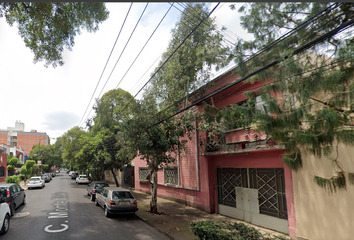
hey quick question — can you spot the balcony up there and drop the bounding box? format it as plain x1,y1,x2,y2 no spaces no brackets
201,128,283,156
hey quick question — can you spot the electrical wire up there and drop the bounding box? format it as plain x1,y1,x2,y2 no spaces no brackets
116,3,221,117
149,15,354,128
77,3,134,127
115,3,174,90
79,3,149,128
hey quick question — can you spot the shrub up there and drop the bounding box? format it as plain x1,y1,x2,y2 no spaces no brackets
191,220,291,240
190,221,235,240
6,175,20,184
7,165,15,171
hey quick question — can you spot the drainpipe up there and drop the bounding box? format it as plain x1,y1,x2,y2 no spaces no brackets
195,121,200,191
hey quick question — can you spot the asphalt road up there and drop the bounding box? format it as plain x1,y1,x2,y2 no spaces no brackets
3,173,170,240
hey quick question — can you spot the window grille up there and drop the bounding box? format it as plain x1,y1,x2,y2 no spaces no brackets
164,167,178,185
139,167,149,181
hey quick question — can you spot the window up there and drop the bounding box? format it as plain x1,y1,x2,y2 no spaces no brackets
112,191,134,199
255,95,269,114
139,167,149,181
164,167,178,185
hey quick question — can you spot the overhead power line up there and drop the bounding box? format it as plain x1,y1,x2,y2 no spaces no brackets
77,3,134,127
150,13,354,128
79,3,149,128
116,2,221,117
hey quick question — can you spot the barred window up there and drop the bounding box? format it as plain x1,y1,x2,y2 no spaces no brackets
139,167,149,181
164,167,178,185
0,167,4,177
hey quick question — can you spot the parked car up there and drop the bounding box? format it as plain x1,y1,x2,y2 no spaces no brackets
87,181,110,201
95,187,138,217
0,197,10,234
27,176,45,189
50,172,56,178
71,172,79,179
0,183,26,216
76,175,90,184
41,174,50,183
69,171,75,177
46,173,52,181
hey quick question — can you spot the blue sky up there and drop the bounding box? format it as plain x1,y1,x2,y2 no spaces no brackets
0,2,253,142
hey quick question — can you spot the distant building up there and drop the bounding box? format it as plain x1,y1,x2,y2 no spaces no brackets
0,121,50,157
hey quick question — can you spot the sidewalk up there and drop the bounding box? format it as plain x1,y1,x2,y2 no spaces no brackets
131,189,290,240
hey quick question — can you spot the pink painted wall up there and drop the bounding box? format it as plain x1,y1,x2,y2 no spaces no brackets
207,150,296,238
134,130,213,212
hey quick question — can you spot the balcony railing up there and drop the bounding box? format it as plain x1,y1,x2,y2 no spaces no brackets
202,128,279,155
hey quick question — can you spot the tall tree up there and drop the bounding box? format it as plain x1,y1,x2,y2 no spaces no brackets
124,2,227,213
143,2,230,111
122,98,196,213
225,3,354,192
0,2,109,68
87,88,137,186
61,126,88,172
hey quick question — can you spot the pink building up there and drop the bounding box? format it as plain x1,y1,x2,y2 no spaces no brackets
134,68,296,237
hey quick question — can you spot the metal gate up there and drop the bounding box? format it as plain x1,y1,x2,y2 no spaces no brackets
217,168,288,233
122,165,135,189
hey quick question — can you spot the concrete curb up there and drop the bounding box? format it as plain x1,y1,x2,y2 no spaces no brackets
135,213,147,222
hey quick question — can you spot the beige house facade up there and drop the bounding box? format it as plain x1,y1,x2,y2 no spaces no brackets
293,143,354,240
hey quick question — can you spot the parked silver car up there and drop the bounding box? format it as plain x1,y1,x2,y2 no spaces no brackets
27,176,45,189
95,187,138,217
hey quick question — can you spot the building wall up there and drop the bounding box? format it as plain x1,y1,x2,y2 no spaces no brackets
134,130,213,213
17,132,48,156
207,149,296,238
292,144,354,240
0,132,8,145
0,153,7,183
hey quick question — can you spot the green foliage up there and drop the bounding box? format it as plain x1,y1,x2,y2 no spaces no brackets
314,171,347,193
25,160,36,169
42,164,49,172
225,2,354,190
143,2,230,110
83,88,137,185
190,220,291,240
32,164,39,175
61,126,88,172
0,2,109,68
7,165,15,171
6,175,20,184
8,157,19,166
190,221,234,240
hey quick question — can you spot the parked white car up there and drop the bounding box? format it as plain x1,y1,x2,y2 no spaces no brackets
0,197,10,234
76,175,90,184
27,176,45,189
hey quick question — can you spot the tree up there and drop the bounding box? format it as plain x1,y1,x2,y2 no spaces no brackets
7,157,19,175
122,3,227,213
123,99,196,213
143,2,230,111
0,2,109,68
21,160,36,181
86,88,137,186
225,3,354,192
61,126,88,172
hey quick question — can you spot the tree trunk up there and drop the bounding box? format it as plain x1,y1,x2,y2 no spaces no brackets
111,169,119,187
149,169,158,213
